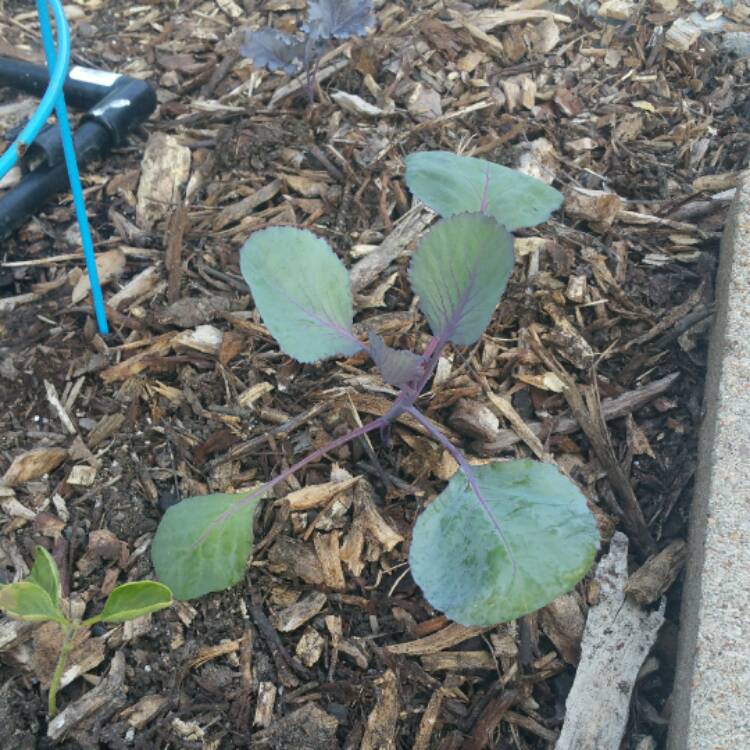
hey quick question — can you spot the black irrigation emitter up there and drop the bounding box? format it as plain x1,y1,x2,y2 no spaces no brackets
0,58,156,239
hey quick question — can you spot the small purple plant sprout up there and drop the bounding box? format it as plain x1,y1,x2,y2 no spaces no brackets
0,546,172,716
151,151,599,627
240,0,374,102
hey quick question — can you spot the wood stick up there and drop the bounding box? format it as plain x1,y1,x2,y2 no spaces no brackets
475,372,679,455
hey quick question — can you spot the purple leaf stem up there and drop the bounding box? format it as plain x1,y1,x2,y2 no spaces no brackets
192,416,387,549
405,404,518,573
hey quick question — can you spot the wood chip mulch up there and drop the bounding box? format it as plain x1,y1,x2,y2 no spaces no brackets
1,0,748,747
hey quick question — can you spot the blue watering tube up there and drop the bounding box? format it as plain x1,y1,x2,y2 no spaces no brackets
0,0,109,334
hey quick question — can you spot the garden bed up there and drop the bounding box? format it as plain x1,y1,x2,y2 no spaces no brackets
1,0,748,747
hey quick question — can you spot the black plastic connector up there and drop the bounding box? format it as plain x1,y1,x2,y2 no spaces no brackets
0,59,156,239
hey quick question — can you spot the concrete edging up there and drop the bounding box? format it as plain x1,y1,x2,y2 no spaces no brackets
668,170,750,749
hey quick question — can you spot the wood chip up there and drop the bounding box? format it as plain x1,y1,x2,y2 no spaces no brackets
349,207,433,293
539,592,585,665
1,495,36,520
119,694,169,730
664,18,701,52
693,173,738,192
356,480,404,552
556,533,665,750
268,536,325,585
88,413,125,448
253,682,277,728
624,539,687,605
564,187,623,227
173,325,223,354
271,591,327,633
477,373,679,454
515,371,567,393
136,133,191,230
413,680,457,750
45,380,77,435
332,90,384,118
284,475,359,511
451,9,571,31
238,381,274,409
295,626,325,667
67,465,97,486
386,623,488,656
2,447,68,486
99,333,175,383
597,0,635,20
485,388,548,460
252,702,338,747
189,638,241,668
421,651,496,672
47,652,126,741
313,532,346,590
449,399,499,441
361,669,400,750
108,266,161,310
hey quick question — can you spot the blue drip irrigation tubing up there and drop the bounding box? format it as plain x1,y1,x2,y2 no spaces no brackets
0,0,109,334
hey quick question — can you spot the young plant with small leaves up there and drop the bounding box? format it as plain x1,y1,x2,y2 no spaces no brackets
240,0,374,102
152,151,599,626
0,547,172,716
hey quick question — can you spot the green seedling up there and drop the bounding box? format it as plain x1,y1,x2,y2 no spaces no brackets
152,150,599,627
0,546,172,716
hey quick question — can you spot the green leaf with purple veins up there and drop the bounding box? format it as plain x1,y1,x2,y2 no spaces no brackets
410,460,599,626
405,151,563,231
240,227,362,363
408,213,514,346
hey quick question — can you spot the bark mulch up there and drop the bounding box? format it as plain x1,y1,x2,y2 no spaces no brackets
1,0,748,747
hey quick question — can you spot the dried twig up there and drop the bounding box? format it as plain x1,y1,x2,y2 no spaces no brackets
529,329,656,555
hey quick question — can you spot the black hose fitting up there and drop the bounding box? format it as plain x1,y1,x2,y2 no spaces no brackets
0,59,156,239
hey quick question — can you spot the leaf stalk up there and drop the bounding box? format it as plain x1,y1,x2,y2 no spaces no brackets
48,622,78,718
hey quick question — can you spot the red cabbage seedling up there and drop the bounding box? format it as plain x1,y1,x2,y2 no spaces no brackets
240,0,374,102
151,151,599,627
